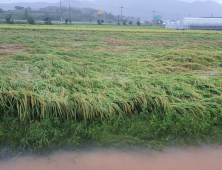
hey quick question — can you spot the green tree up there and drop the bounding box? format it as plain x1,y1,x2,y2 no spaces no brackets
129,21,133,25
137,21,140,26
0,8,4,13
27,16,35,24
15,6,24,10
24,8,28,19
97,20,101,25
65,19,69,24
123,20,127,25
44,17,52,25
5,15,13,24
26,7,31,11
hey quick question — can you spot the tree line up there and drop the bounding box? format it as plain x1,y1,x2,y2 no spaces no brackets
0,6,140,24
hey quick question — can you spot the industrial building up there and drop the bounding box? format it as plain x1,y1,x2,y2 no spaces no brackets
165,17,222,30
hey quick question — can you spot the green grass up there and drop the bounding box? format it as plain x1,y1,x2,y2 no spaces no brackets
0,24,222,151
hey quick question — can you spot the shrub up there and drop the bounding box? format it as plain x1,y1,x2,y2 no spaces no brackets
97,20,101,25
27,16,35,24
137,21,140,26
123,20,127,25
44,17,52,25
101,20,104,23
129,21,133,25
118,21,120,25
65,19,69,24
5,15,13,24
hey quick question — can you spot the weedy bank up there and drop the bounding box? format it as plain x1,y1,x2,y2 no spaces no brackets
0,25,222,152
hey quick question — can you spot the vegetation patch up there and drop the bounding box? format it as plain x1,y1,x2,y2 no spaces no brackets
0,26,222,151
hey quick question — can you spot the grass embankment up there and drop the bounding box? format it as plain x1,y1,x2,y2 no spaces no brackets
0,25,222,151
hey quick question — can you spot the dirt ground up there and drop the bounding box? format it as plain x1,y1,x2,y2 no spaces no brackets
105,41,175,46
0,44,25,51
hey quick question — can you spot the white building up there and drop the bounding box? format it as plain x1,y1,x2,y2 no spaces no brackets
165,17,222,30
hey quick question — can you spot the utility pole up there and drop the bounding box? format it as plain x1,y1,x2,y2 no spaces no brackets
152,11,155,20
104,10,105,23
152,11,155,24
60,0,62,22
120,5,124,22
69,4,71,24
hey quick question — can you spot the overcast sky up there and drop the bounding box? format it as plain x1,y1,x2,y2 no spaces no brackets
1,0,222,4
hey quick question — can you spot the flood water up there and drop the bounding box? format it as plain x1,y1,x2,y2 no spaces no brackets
1,147,222,170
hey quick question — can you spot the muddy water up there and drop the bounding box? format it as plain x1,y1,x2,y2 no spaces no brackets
1,147,222,170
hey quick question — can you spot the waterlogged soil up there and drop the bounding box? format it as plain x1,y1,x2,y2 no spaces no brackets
1,147,222,170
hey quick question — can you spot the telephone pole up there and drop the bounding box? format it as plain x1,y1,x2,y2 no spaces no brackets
60,0,62,22
104,10,105,23
120,5,124,22
152,11,155,20
69,4,71,24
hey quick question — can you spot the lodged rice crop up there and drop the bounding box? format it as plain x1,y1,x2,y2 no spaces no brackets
0,25,222,122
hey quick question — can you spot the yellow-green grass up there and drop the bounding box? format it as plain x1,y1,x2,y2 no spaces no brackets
0,25,222,122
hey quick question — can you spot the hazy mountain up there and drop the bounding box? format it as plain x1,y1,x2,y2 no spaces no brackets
1,0,222,20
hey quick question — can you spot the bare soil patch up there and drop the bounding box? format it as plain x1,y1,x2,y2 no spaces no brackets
0,51,14,55
105,41,175,46
88,48,131,52
52,47,75,51
0,56,8,62
106,41,129,46
1,31,18,34
69,35,94,38
0,44,25,52
184,40,222,45
105,36,122,40
136,41,175,46
58,41,83,46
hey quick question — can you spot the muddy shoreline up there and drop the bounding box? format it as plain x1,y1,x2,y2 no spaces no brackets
1,146,222,170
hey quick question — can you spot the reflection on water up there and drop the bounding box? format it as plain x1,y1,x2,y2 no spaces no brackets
1,147,222,170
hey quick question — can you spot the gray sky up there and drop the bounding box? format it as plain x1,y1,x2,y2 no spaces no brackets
1,0,222,4
182,0,222,3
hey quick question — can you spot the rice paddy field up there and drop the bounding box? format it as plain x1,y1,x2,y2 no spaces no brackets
0,24,222,152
